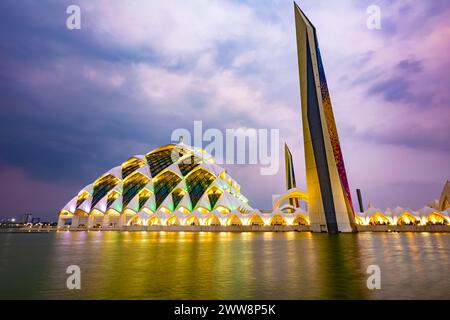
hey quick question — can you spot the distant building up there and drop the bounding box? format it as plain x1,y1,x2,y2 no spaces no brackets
23,213,33,224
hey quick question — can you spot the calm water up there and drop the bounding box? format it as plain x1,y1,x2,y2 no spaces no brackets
0,231,449,299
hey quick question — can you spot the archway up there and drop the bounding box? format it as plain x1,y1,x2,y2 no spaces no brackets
369,213,391,225
205,215,221,226
226,215,242,226
185,215,200,226
127,215,143,226
426,212,449,225
147,216,161,226
397,212,420,226
272,189,308,210
270,214,287,226
248,214,264,226
293,214,309,225
166,216,180,226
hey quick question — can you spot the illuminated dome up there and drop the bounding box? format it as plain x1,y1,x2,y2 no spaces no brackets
58,143,252,227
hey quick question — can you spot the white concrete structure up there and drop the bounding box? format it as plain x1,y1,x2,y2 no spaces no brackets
355,205,450,226
58,143,312,229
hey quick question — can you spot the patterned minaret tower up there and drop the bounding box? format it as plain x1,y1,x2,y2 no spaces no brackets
294,2,356,233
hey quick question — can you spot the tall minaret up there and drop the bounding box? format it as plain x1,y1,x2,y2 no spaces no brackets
294,2,356,233
284,143,299,207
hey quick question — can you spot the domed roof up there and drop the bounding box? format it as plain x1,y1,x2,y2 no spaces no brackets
60,143,252,215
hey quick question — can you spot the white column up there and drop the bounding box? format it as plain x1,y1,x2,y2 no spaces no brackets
57,215,65,228
102,215,110,228
71,215,80,228
118,214,127,227
87,215,95,228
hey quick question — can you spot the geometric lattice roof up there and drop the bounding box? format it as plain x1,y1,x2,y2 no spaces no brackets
60,143,252,215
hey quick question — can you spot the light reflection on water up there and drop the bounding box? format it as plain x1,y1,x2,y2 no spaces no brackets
0,231,449,299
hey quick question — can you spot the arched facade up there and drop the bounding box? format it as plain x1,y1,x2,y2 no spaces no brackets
58,143,252,228
354,206,450,227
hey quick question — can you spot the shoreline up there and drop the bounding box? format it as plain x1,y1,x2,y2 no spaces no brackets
1,225,450,233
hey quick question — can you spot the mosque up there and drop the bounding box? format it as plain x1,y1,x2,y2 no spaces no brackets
57,3,449,232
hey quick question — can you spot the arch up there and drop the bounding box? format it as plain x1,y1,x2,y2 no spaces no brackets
272,189,308,210
369,212,391,225
74,209,89,217
92,174,120,207
123,172,151,207
207,186,223,209
270,214,287,226
172,188,187,210
104,209,120,227
159,206,172,214
248,214,264,226
106,190,120,207
123,208,136,216
145,146,180,178
147,216,161,226
185,168,215,208
76,190,90,207
293,214,309,225
121,156,146,179
177,206,190,215
280,204,296,214
185,215,200,226
166,216,180,226
196,207,210,215
141,207,154,215
153,171,182,209
215,206,231,215
127,215,142,226
354,215,365,225
226,214,242,226
205,215,221,226
59,209,73,217
90,209,104,216
397,212,420,226
426,212,449,225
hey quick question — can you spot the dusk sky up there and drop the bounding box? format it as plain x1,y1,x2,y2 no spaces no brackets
0,0,449,220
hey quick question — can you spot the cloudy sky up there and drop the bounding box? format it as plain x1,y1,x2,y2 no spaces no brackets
0,0,449,220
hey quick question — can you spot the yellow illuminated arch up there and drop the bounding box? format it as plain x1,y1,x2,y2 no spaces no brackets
205,215,221,226
185,215,200,226
354,215,364,225
215,206,231,215
74,209,89,217
148,216,160,226
270,214,287,226
273,189,308,210
196,207,210,215
293,214,309,225
226,215,242,226
248,214,264,226
369,213,391,225
90,209,104,216
427,212,449,225
59,210,73,217
166,216,180,226
397,212,420,225
127,215,142,226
